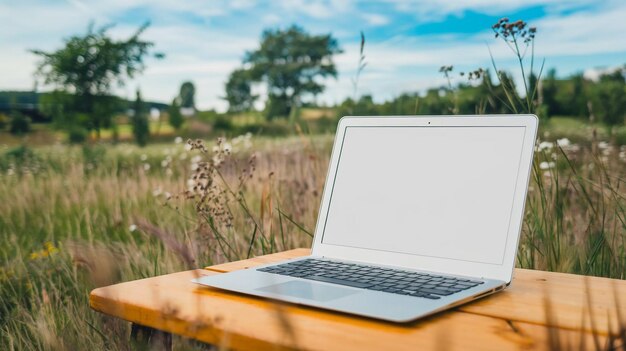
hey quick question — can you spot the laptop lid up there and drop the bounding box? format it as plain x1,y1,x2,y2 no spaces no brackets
311,115,538,283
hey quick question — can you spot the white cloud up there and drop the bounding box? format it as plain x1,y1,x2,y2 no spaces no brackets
1,0,626,113
362,13,390,26
276,0,354,19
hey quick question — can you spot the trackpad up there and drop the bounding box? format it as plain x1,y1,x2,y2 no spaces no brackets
257,280,358,302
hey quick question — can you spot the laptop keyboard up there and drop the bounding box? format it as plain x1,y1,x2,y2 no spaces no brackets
257,258,484,300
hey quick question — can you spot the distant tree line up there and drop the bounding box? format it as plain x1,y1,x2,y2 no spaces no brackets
2,20,624,143
334,67,626,128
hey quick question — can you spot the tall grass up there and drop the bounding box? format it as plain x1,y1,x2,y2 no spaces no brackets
0,125,624,349
0,136,328,350
1,17,625,351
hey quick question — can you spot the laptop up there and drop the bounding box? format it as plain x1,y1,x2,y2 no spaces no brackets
194,115,538,323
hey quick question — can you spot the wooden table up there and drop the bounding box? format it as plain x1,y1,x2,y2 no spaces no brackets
90,249,626,350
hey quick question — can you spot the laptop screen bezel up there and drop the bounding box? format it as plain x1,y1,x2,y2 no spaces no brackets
310,115,538,283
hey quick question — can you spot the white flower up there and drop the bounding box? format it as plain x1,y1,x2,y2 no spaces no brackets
164,192,172,200
223,142,232,153
539,161,555,170
212,155,222,166
140,154,148,161
191,155,202,163
538,141,553,151
191,163,199,171
174,136,183,144
143,163,151,171
152,188,162,197
598,141,609,149
165,168,173,176
129,224,137,232
184,143,192,151
187,179,195,189
556,138,570,147
161,160,169,168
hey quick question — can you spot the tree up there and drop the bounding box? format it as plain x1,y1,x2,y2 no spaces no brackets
224,69,257,112
132,90,149,146
168,97,184,130
593,70,626,127
179,81,196,110
541,69,559,117
9,111,31,135
243,25,341,118
32,22,161,138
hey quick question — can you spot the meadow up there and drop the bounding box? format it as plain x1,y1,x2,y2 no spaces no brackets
0,116,625,350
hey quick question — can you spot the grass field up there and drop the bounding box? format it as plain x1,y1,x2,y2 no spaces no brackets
0,117,625,349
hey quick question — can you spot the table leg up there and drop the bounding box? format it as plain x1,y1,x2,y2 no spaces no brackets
130,323,172,351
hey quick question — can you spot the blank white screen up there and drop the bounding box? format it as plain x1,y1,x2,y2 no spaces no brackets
321,126,526,265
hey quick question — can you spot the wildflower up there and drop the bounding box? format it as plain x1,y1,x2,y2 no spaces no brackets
143,163,151,171
164,192,172,200
539,161,555,170
212,155,222,167
161,160,169,168
184,143,193,151
598,141,609,149
537,141,553,151
44,242,58,256
140,154,148,161
175,136,183,144
556,138,570,147
223,142,232,154
29,242,59,260
129,224,137,232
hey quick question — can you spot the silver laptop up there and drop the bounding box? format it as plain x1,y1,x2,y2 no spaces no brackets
194,115,538,323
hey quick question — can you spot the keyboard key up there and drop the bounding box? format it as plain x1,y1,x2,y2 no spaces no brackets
306,275,373,289
418,288,453,296
256,259,484,300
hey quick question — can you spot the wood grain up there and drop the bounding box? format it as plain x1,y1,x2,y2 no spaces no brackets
90,269,607,351
205,248,626,336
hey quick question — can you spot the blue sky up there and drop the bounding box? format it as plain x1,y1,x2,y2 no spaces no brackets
1,0,626,111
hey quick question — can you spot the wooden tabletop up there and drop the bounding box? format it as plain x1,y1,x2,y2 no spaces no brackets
90,249,626,350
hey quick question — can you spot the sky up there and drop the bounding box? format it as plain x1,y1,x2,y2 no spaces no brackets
1,0,626,112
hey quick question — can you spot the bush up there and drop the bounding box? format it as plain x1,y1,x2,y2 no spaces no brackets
68,126,88,144
168,99,184,130
9,112,31,135
213,115,234,131
265,96,290,120
0,113,9,130
236,120,291,137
